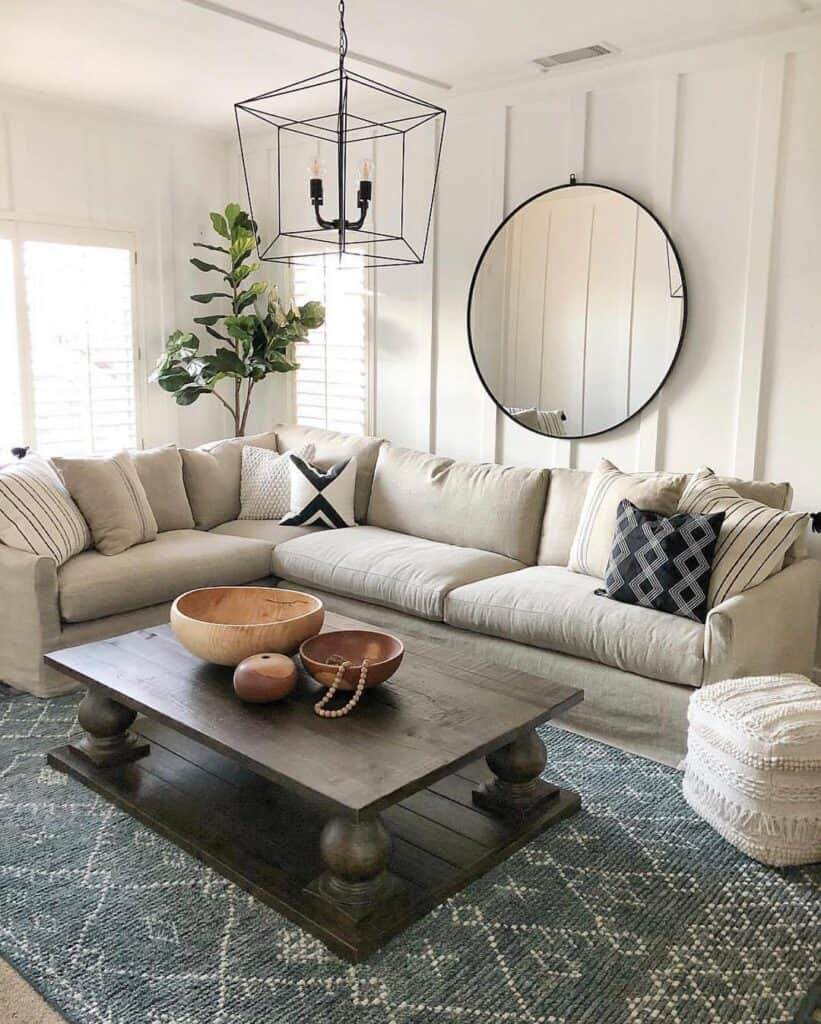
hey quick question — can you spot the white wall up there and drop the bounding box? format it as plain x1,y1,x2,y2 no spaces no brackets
0,87,232,449
370,22,821,671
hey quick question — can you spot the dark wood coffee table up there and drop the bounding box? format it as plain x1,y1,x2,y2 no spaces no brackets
46,612,583,962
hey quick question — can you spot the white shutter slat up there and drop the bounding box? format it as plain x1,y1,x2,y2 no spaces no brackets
23,240,137,456
292,254,368,436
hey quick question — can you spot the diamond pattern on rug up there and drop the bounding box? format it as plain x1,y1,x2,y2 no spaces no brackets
0,693,819,1024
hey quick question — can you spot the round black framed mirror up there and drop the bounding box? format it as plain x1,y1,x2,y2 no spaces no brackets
467,182,687,439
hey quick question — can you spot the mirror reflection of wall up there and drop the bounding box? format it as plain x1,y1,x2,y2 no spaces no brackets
469,184,685,438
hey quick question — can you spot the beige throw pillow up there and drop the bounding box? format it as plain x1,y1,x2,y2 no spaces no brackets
54,451,158,556
678,468,808,607
131,445,194,532
180,432,278,530
568,458,686,579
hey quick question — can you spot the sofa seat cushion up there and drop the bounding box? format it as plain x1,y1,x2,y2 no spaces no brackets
272,526,524,620
58,530,274,623
210,519,317,545
445,565,705,687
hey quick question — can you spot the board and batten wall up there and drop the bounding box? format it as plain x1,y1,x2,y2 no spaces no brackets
369,22,821,673
0,88,232,449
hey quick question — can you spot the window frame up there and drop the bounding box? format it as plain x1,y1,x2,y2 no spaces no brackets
289,258,376,437
0,215,145,452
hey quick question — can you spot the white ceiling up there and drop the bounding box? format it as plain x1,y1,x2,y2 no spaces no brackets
1,0,818,132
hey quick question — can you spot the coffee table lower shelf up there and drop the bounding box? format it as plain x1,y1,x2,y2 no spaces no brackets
48,717,580,962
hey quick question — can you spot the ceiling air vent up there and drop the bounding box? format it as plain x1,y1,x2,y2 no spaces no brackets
533,43,618,70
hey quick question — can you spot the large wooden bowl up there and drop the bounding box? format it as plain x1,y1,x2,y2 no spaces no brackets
299,630,404,691
171,587,324,666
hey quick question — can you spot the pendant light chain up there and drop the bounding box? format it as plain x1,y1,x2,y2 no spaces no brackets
338,0,348,71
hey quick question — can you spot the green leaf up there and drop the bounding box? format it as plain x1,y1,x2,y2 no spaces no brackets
193,242,229,254
156,367,192,393
224,203,242,230
234,211,257,234
224,315,257,342
191,292,231,304
193,315,223,326
298,300,326,330
205,325,229,342
175,383,210,406
208,348,247,377
227,262,258,286
236,282,268,312
210,212,230,239
190,258,225,274
230,234,255,267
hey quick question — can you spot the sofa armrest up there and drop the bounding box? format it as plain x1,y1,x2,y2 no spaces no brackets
704,557,821,683
0,544,62,696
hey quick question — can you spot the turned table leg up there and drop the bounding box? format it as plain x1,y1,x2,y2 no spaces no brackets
70,687,150,768
472,728,558,818
310,814,406,922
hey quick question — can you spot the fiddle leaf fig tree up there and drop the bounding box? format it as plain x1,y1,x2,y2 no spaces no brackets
150,203,325,436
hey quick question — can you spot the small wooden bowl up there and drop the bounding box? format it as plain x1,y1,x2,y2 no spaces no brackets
171,587,324,666
299,630,404,691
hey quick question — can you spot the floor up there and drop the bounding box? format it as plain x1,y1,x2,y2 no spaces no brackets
0,960,66,1024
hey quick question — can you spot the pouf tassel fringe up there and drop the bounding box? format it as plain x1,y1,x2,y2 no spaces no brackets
684,769,821,847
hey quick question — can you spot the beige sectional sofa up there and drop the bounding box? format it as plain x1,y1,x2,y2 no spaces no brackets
2,423,819,768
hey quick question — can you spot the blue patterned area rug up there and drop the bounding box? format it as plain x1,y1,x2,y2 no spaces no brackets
1,693,818,1024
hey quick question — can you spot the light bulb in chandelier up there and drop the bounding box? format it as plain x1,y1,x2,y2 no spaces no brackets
308,158,326,206
356,158,374,211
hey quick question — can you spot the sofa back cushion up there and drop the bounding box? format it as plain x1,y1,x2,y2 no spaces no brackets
537,468,591,566
132,445,194,532
275,424,384,524
367,445,549,564
181,432,277,530
54,451,158,556
538,467,797,567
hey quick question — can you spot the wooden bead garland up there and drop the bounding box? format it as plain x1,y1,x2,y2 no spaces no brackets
313,658,370,718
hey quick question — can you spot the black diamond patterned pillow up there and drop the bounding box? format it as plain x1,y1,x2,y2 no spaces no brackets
595,499,725,623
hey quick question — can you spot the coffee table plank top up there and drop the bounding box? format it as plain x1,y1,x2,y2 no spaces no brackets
45,613,583,815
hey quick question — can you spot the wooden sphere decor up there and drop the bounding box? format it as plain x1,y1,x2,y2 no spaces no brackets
170,587,324,666
299,630,404,690
233,653,297,703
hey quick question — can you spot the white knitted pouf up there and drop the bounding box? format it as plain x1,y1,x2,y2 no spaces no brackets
683,674,821,866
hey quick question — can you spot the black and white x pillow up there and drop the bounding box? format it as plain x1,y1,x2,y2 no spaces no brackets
596,499,725,622
280,455,357,529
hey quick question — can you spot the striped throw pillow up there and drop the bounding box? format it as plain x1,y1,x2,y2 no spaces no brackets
678,468,808,607
0,453,91,565
568,459,687,579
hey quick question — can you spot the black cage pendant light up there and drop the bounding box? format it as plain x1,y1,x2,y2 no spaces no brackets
235,1,446,269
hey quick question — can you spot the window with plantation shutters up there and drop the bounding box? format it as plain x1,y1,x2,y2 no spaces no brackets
291,255,371,435
0,222,140,457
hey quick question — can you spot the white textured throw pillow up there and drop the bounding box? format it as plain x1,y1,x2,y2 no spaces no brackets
0,453,91,565
281,455,357,529
239,443,314,520
568,459,686,579
678,468,807,607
